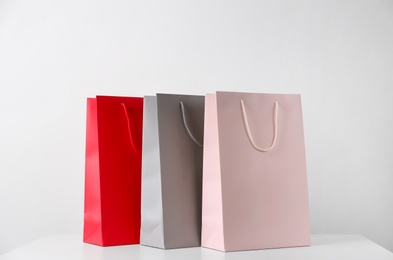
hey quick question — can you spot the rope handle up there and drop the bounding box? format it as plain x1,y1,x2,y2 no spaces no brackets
179,101,203,147
240,99,278,152
121,103,140,154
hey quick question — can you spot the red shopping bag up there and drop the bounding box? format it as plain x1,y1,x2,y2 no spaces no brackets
83,96,143,246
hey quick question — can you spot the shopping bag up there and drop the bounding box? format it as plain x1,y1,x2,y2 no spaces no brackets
83,95,143,246
140,93,204,249
202,91,311,252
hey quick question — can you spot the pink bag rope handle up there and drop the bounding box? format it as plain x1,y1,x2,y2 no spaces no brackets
240,99,278,152
121,103,140,154
179,101,203,147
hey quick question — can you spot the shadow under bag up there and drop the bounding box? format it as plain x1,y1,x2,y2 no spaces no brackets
141,94,204,249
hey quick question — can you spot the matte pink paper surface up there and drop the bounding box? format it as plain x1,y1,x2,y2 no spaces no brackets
202,92,311,252
201,94,225,251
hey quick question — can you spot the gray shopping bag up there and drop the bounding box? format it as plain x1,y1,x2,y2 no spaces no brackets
141,93,205,249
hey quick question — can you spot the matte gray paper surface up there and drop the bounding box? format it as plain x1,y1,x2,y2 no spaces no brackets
141,94,205,249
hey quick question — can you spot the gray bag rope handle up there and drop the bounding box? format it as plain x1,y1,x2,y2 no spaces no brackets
121,103,140,154
240,99,278,152
179,101,203,147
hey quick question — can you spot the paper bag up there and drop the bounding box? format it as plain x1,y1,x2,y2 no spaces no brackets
202,91,311,252
141,93,204,249
83,96,143,246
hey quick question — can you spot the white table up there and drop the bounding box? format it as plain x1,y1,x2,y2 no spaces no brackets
1,234,392,260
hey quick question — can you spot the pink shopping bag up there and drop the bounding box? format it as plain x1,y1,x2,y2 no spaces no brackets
202,91,311,252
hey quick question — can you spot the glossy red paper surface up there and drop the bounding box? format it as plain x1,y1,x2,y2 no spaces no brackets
83,96,143,246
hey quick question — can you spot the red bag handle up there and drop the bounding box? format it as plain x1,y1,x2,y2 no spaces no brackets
121,103,140,154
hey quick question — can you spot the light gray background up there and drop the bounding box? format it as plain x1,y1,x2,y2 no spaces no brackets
1,0,392,255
